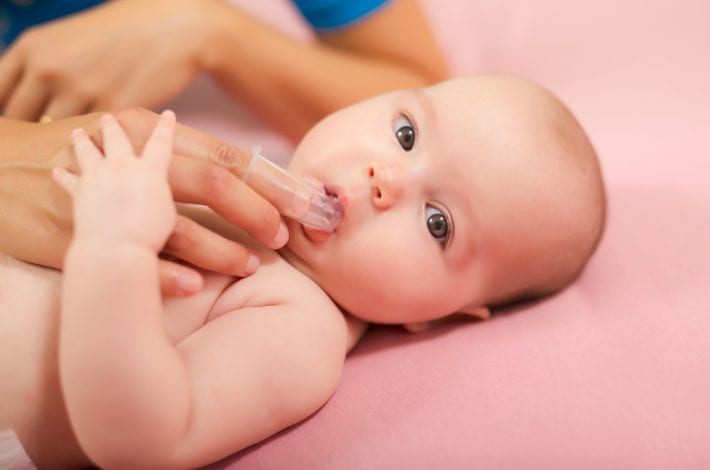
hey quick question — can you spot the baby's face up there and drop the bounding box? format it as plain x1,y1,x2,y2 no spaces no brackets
284,76,602,324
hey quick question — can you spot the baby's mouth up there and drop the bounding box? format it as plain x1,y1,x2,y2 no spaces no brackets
323,184,349,222
302,184,347,243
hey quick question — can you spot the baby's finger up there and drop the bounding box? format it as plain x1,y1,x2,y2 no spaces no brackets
70,128,103,171
51,167,79,197
158,259,204,297
142,110,176,172
101,114,134,159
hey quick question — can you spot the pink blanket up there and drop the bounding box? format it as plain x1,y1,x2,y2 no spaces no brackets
169,1,710,468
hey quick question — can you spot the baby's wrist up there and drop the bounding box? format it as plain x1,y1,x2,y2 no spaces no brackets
67,237,157,262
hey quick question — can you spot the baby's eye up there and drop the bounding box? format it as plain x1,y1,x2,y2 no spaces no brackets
426,205,450,245
394,115,415,151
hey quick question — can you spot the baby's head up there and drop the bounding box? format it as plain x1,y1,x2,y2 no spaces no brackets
284,75,605,326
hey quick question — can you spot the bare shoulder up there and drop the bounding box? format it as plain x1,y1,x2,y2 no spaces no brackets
209,246,356,358
211,246,346,331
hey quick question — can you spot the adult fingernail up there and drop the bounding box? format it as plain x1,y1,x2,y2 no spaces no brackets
271,222,289,248
175,272,201,295
243,254,260,276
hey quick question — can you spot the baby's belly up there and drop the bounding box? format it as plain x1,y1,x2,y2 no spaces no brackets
0,252,235,466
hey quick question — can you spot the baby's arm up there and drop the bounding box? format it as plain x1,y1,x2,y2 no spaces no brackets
55,114,347,468
56,112,193,465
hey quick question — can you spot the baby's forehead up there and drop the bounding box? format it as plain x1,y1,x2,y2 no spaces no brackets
428,99,561,182
425,76,566,138
426,75,557,106
411,75,580,209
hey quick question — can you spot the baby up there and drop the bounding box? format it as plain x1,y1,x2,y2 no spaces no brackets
0,75,605,468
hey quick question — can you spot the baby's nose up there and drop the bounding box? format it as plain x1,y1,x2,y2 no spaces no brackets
367,161,406,209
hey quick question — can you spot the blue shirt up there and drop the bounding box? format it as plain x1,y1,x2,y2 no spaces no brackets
292,0,391,31
0,0,103,47
0,0,391,48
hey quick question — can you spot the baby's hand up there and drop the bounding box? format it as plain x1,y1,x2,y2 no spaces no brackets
52,111,176,253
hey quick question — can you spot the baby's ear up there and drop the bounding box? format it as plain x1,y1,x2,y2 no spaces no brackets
403,306,490,334
403,321,433,334
459,305,490,320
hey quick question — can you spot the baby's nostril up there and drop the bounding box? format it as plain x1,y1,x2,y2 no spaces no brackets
372,187,382,199
368,167,374,177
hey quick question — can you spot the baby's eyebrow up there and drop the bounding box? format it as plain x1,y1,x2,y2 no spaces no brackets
410,88,439,132
447,208,478,270
440,170,481,269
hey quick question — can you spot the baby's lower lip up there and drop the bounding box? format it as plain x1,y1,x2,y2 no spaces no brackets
302,223,334,243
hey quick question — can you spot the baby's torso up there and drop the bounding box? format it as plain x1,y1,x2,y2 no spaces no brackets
0,247,342,467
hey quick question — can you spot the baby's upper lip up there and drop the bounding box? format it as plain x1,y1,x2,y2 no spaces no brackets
323,184,348,221
323,183,340,199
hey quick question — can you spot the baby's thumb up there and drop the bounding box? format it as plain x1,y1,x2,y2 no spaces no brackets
51,167,78,196
158,259,203,297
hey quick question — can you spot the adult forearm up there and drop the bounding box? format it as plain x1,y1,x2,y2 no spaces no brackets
203,9,444,141
59,244,191,465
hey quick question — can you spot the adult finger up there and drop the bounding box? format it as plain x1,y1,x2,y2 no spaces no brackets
158,258,204,297
0,47,23,108
112,108,252,172
171,121,252,176
100,113,134,158
43,93,90,120
163,215,259,277
3,76,50,121
169,155,288,250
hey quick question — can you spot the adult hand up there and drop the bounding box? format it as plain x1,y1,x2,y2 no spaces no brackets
0,0,224,121
0,108,289,296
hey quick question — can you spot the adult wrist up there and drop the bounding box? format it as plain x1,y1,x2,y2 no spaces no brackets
195,1,244,75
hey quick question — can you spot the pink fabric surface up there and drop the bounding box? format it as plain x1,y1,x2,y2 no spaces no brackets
169,1,710,468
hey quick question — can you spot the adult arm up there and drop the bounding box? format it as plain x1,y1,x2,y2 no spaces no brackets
0,0,447,141
204,0,448,140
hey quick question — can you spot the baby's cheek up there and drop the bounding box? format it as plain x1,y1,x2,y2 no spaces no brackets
329,242,424,318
